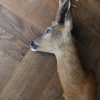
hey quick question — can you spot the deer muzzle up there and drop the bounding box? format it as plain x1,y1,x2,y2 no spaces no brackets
30,41,39,52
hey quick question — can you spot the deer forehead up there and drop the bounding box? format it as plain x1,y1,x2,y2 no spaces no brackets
52,24,64,31
52,25,72,42
43,24,72,44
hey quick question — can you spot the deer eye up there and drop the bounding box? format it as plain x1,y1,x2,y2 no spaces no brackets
46,27,52,34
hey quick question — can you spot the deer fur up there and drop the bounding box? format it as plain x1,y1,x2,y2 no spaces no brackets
30,0,96,100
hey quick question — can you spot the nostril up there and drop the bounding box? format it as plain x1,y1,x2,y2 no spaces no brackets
30,41,38,49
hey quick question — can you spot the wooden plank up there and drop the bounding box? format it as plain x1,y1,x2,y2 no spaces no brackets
0,2,58,99
0,0,58,32
0,4,36,61
0,4,39,94
0,0,100,99
0,50,57,100
39,72,64,100
0,50,18,94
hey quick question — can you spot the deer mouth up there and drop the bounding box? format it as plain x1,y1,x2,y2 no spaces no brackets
30,42,39,52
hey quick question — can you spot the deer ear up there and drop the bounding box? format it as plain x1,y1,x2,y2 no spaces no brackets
54,0,69,25
53,0,73,30
64,0,73,31
59,0,65,7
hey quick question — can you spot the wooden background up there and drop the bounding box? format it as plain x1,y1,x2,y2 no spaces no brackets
0,0,99,100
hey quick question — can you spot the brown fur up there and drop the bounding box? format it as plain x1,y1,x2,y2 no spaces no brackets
56,41,96,100
31,0,96,99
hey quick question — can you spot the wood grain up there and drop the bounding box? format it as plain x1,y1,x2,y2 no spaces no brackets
0,50,57,100
0,4,35,61
0,50,18,94
0,0,58,32
0,3,44,95
0,1,59,99
0,0,99,100
39,72,64,100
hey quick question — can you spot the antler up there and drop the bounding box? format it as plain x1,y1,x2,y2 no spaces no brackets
53,0,72,25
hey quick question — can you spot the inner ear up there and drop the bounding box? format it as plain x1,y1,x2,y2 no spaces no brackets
56,0,70,25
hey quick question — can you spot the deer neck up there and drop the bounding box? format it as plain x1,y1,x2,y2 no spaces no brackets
55,40,86,91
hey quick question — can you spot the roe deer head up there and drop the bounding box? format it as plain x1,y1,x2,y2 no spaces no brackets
30,0,73,55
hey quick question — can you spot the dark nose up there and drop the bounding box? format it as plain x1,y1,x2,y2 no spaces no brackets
30,41,38,49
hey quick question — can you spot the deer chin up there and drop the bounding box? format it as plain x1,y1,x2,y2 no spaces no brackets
30,47,37,52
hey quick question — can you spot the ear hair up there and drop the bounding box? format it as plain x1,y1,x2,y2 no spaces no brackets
53,0,72,26
59,0,65,7
65,0,73,31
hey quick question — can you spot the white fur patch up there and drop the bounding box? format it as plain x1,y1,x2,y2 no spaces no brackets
30,47,37,52
44,33,51,38
56,50,64,57
63,31,72,43
30,45,37,52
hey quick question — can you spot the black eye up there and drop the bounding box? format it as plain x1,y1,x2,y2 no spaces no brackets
46,28,52,34
47,29,51,33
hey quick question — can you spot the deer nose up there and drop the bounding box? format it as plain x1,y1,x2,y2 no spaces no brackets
30,41,38,52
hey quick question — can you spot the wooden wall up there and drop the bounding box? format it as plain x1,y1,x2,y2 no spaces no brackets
0,0,99,100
